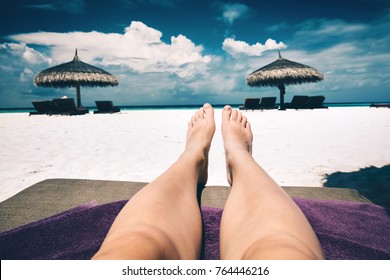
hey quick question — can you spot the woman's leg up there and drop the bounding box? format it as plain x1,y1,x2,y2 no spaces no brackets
219,106,324,260
92,104,215,260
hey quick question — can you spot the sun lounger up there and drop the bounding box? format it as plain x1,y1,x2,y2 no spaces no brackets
1,178,389,260
305,95,328,109
370,103,390,108
239,98,261,111
285,95,309,109
259,97,278,110
94,101,120,114
0,179,373,233
51,98,89,115
29,100,56,116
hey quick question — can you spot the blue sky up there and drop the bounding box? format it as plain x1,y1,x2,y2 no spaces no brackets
0,0,389,108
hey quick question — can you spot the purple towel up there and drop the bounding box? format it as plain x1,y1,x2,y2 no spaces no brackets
0,198,389,260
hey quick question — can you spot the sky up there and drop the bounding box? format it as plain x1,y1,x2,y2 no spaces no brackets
0,0,389,108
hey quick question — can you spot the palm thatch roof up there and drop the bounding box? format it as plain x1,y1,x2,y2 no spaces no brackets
246,51,324,110
34,50,119,108
34,50,119,88
247,52,324,87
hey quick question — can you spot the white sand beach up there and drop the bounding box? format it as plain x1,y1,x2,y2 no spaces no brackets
0,106,389,203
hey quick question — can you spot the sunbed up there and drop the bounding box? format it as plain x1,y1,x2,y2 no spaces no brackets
370,103,390,108
285,95,309,109
239,98,261,111
51,98,89,115
0,178,389,260
305,95,328,109
258,97,278,110
29,100,56,116
94,101,120,114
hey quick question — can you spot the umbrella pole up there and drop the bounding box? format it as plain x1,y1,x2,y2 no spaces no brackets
278,84,286,110
76,84,81,108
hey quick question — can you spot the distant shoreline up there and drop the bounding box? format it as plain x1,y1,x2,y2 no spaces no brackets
1,102,389,113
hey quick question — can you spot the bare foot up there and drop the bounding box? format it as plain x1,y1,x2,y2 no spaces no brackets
186,103,215,189
221,105,253,186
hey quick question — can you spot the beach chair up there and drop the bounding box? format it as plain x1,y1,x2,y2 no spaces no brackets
2,178,389,261
94,101,121,114
305,96,328,109
259,97,278,110
285,95,309,109
370,103,390,108
51,98,89,115
239,98,261,111
29,100,56,116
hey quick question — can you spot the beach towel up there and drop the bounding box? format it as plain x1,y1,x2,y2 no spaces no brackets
0,198,389,260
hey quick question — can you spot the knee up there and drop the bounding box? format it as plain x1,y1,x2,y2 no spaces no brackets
242,234,323,260
93,225,180,260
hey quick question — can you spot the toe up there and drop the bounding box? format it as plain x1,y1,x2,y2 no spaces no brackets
191,115,196,126
203,103,214,117
195,109,203,120
241,116,247,127
203,103,213,111
222,105,232,121
231,109,238,121
237,111,243,122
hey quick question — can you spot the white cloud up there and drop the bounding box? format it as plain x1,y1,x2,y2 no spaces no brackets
288,16,390,96
313,43,390,89
295,18,368,38
319,21,367,35
25,0,86,13
222,38,287,57
19,68,34,82
2,16,389,108
220,3,249,25
0,42,53,65
0,43,57,108
119,0,181,7
9,21,212,78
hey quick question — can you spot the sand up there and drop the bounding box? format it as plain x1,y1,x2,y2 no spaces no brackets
0,106,389,203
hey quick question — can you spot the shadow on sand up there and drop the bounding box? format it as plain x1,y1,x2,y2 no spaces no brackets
323,164,390,209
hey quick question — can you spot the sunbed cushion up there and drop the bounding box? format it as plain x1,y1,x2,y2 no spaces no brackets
0,198,389,260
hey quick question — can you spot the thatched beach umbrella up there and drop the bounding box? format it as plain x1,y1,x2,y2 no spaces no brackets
34,49,119,108
247,51,324,110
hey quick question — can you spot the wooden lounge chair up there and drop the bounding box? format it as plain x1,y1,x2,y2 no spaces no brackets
94,101,121,114
51,98,89,116
305,96,328,109
259,97,278,110
370,103,390,108
0,178,373,233
239,98,261,111
3,179,390,261
285,95,309,109
29,100,56,116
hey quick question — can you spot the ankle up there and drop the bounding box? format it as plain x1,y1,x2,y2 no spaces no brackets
181,150,206,166
227,151,254,172
226,144,251,160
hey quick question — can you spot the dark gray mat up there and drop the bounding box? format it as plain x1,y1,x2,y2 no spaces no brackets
0,178,372,232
